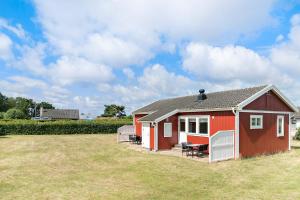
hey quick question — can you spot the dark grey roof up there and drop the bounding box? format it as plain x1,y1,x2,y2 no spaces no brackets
133,85,268,122
41,109,80,120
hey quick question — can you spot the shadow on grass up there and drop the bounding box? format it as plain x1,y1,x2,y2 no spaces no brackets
291,146,300,149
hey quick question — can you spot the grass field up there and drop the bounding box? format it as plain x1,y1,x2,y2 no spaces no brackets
1,135,300,200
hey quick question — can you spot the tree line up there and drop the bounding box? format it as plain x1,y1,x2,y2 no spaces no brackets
0,92,54,119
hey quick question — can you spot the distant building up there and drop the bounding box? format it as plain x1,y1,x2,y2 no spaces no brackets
40,107,80,120
291,107,300,137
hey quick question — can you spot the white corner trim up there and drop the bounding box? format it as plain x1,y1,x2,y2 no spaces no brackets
237,85,298,112
155,123,158,151
209,135,212,163
235,111,240,159
289,113,291,151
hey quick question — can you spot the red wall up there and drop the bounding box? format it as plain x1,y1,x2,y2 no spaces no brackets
157,115,179,150
150,125,155,150
180,111,235,144
157,111,235,149
134,114,146,136
244,91,293,112
239,112,289,157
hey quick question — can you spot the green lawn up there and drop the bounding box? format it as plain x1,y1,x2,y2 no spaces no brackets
1,135,300,200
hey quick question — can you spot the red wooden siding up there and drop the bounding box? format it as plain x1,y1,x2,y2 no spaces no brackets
244,91,293,112
157,115,178,150
150,125,155,150
239,112,289,157
180,111,235,144
134,114,146,136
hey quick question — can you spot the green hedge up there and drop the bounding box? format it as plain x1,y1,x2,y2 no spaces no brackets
0,119,132,135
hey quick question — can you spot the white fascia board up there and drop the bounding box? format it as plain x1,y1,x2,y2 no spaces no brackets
237,84,298,112
154,108,234,123
271,85,299,112
178,108,233,113
239,110,292,115
237,84,272,109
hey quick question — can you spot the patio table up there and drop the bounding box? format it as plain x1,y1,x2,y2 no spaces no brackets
186,144,208,157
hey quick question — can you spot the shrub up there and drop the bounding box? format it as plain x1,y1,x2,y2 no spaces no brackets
0,119,132,135
4,109,26,119
294,128,300,140
0,112,5,119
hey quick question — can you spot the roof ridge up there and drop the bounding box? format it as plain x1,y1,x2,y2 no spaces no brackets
156,84,268,102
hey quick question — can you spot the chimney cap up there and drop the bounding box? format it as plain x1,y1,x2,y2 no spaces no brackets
199,89,205,94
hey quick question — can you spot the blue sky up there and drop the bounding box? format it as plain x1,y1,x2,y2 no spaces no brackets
0,0,300,116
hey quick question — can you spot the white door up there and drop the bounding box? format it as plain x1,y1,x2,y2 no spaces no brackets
142,123,150,148
209,130,234,162
179,132,187,144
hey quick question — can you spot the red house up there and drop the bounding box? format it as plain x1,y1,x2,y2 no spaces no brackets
132,85,298,162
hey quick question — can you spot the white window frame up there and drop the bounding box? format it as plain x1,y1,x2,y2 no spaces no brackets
178,115,210,137
164,122,172,137
277,115,285,137
250,115,263,129
179,118,186,132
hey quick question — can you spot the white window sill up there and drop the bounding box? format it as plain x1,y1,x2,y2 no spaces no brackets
186,133,209,137
277,134,284,137
250,127,263,130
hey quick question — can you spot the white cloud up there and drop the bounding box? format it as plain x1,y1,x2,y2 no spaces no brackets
182,43,275,82
0,18,26,39
181,13,300,106
33,0,276,70
0,76,47,97
12,43,48,75
49,56,114,85
122,68,135,79
0,33,13,60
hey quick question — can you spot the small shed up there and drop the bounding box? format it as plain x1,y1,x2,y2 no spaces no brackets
117,125,135,143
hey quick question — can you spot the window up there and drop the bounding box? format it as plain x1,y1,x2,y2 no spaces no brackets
188,118,196,133
179,116,210,136
180,119,185,132
164,123,172,137
199,118,208,135
277,116,284,137
250,115,263,129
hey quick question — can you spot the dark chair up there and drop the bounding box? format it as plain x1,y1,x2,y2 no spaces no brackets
135,135,142,145
129,135,135,144
182,142,193,156
196,144,209,157
181,142,188,156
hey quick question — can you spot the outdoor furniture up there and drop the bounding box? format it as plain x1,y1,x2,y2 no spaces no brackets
186,143,208,157
135,135,142,145
195,144,209,157
129,135,136,144
181,142,192,156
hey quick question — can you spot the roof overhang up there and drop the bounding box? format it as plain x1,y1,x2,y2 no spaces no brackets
138,107,234,123
237,84,299,112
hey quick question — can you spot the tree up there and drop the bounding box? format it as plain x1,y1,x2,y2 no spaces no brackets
7,97,16,110
102,104,126,117
15,97,34,118
35,102,55,117
0,112,5,119
0,93,8,112
4,108,26,119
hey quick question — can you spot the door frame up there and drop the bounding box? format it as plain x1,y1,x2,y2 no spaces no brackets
142,122,150,149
